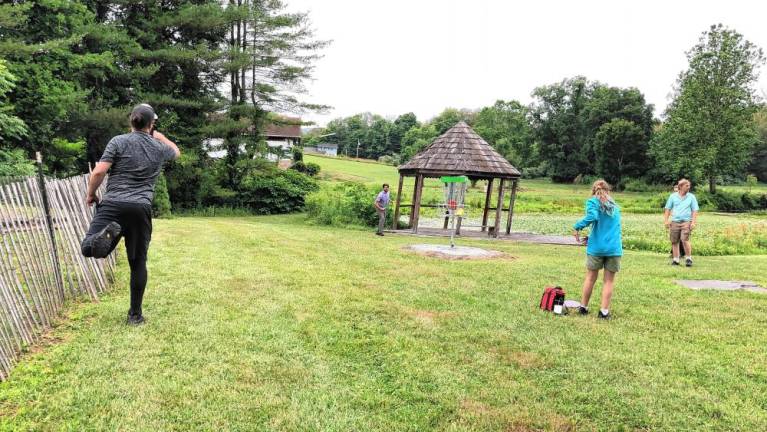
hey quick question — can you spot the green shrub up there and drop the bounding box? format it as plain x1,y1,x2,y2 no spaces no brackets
152,172,172,218
623,178,667,193
377,154,401,166
691,190,767,212
236,158,318,214
290,160,307,173
290,160,321,177
305,162,321,177
306,182,400,228
521,162,548,179
292,147,303,162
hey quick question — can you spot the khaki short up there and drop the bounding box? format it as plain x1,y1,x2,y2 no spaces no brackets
670,221,691,243
586,255,621,273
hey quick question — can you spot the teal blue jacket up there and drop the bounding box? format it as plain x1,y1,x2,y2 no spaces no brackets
573,197,623,257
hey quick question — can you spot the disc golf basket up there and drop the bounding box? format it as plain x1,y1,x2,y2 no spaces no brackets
440,175,469,247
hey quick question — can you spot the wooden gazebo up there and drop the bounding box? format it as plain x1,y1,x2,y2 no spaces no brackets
391,122,522,237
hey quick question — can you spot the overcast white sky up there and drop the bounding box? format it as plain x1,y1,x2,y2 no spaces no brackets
284,0,767,126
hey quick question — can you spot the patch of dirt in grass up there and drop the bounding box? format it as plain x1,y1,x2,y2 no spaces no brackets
547,414,577,432
405,244,514,261
460,399,494,416
227,276,256,293
459,400,575,431
327,172,365,182
491,347,549,369
294,310,314,323
503,414,576,432
406,309,457,328
0,401,19,418
25,331,66,356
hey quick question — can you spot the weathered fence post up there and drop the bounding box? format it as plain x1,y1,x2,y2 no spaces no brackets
36,152,65,300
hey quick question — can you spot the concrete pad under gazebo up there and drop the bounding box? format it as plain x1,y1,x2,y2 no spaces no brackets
390,122,522,238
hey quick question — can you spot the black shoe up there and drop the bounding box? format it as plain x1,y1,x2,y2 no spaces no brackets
376,232,384,236
685,258,693,267
671,260,680,266
126,314,145,325
578,306,589,315
91,222,121,258
598,311,611,320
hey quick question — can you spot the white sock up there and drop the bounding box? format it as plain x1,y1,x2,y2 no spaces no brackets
600,309,609,315
672,257,680,262
685,255,692,260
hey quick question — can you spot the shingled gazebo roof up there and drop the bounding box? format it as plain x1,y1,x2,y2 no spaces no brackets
398,122,521,178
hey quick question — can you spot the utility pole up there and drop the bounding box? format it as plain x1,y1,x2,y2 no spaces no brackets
356,139,361,159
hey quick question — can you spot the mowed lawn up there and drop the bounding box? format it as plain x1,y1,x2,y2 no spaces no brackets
2,216,767,431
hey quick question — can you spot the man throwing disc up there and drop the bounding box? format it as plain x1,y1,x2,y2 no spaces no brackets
81,104,180,324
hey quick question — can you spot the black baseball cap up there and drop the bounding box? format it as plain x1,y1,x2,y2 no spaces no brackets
131,103,158,123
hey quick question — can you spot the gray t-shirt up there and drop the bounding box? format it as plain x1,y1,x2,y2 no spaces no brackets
100,131,177,205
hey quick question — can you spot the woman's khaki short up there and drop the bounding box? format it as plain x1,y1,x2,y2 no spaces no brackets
586,255,621,273
669,221,691,243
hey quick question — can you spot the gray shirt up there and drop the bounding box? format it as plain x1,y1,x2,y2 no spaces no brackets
100,131,176,205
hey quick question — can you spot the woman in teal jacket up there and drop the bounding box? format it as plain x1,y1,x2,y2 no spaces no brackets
573,179,622,319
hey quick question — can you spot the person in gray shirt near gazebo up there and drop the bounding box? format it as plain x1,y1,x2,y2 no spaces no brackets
374,183,390,236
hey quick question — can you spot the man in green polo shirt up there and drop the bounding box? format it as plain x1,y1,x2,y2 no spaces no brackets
664,178,699,267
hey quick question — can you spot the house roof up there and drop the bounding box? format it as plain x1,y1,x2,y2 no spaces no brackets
398,122,521,178
265,117,302,138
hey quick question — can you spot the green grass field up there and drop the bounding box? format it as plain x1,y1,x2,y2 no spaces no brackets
1,216,766,430
2,157,766,430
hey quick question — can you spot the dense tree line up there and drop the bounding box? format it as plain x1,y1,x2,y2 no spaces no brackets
312,25,764,191
0,0,325,212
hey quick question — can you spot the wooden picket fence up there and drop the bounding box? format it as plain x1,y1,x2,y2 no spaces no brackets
0,173,115,380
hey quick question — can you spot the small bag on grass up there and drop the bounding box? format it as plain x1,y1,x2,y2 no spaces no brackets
540,286,566,315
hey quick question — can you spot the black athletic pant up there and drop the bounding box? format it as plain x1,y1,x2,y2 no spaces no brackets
81,200,153,316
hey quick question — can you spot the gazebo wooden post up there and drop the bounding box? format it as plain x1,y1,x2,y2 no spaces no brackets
392,174,404,230
411,174,424,233
481,178,494,232
492,178,506,238
407,175,419,228
506,179,519,234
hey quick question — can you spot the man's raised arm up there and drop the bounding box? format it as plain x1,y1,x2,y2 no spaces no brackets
86,162,112,206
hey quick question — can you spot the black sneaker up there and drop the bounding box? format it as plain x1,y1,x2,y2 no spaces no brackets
671,260,680,266
126,314,145,325
578,306,589,315
91,222,121,258
598,311,611,320
685,258,693,267
376,232,384,236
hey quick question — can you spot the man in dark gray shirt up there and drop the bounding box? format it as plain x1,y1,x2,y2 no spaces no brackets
81,104,180,325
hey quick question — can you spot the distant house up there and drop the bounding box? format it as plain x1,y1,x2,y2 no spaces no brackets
305,143,338,157
264,117,301,161
204,116,302,161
